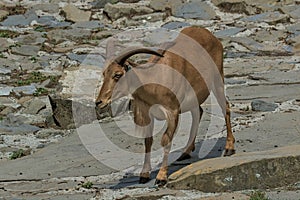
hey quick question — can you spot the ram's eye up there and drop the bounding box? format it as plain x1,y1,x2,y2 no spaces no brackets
113,73,123,80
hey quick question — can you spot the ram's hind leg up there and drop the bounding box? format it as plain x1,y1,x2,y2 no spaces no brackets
155,110,179,186
223,100,235,156
214,85,235,156
177,107,203,161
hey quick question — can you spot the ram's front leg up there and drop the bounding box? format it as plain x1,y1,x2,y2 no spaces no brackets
133,101,154,184
155,110,179,186
138,122,154,184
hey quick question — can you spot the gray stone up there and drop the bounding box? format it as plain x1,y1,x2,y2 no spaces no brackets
0,123,40,135
0,38,12,52
287,23,300,33
90,0,120,9
149,0,184,12
1,10,38,27
11,45,40,57
131,12,166,22
104,2,153,20
249,70,300,85
47,28,91,44
0,106,17,116
67,53,87,63
241,11,289,25
173,1,217,20
251,100,278,112
281,5,300,19
61,4,91,23
0,67,11,75
252,29,287,43
15,32,46,45
162,21,190,30
215,28,246,38
72,21,104,29
35,16,68,28
30,3,60,13
144,28,178,46
168,145,300,192
212,0,259,15
0,131,114,181
35,129,66,139
12,84,37,96
22,98,46,115
0,10,9,21
0,86,13,96
230,37,264,51
49,96,98,129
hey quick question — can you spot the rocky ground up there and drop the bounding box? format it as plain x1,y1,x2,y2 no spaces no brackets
0,0,300,199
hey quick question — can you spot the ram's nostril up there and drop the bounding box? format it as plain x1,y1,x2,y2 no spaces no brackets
95,100,102,106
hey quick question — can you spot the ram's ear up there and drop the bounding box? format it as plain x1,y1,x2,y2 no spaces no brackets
125,60,138,68
123,60,138,72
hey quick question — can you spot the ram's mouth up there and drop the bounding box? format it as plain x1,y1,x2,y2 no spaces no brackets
95,99,112,109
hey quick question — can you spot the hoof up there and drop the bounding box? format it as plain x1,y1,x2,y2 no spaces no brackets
177,153,191,161
139,177,151,184
155,179,167,187
224,149,236,157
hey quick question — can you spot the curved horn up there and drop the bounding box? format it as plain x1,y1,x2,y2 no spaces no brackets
114,48,163,66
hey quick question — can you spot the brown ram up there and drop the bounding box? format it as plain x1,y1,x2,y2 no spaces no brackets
95,26,235,186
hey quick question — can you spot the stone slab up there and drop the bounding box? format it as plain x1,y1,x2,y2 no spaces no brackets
167,145,300,192
0,132,115,181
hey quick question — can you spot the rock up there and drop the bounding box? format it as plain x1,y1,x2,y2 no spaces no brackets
61,4,91,23
241,11,289,25
252,29,287,43
211,0,259,15
104,3,153,20
48,96,101,129
37,17,72,29
35,128,66,139
22,98,46,115
172,0,217,20
168,145,300,192
15,32,46,46
251,100,278,112
149,0,184,12
0,38,12,52
12,84,37,96
72,21,104,29
0,106,17,116
230,37,264,52
11,45,40,57
0,123,40,135
67,53,87,63
91,0,120,9
280,5,300,19
162,21,190,30
91,30,118,40
215,28,246,38
30,3,60,13
1,10,38,27
287,23,300,33
131,12,166,23
47,28,91,44
144,28,178,46
0,86,13,96
0,10,9,21
0,97,21,109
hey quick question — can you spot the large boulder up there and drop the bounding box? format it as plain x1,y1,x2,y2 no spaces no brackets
168,145,300,192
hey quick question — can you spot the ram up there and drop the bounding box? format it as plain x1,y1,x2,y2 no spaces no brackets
95,26,235,186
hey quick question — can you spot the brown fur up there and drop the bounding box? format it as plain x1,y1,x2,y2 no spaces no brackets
96,27,235,185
